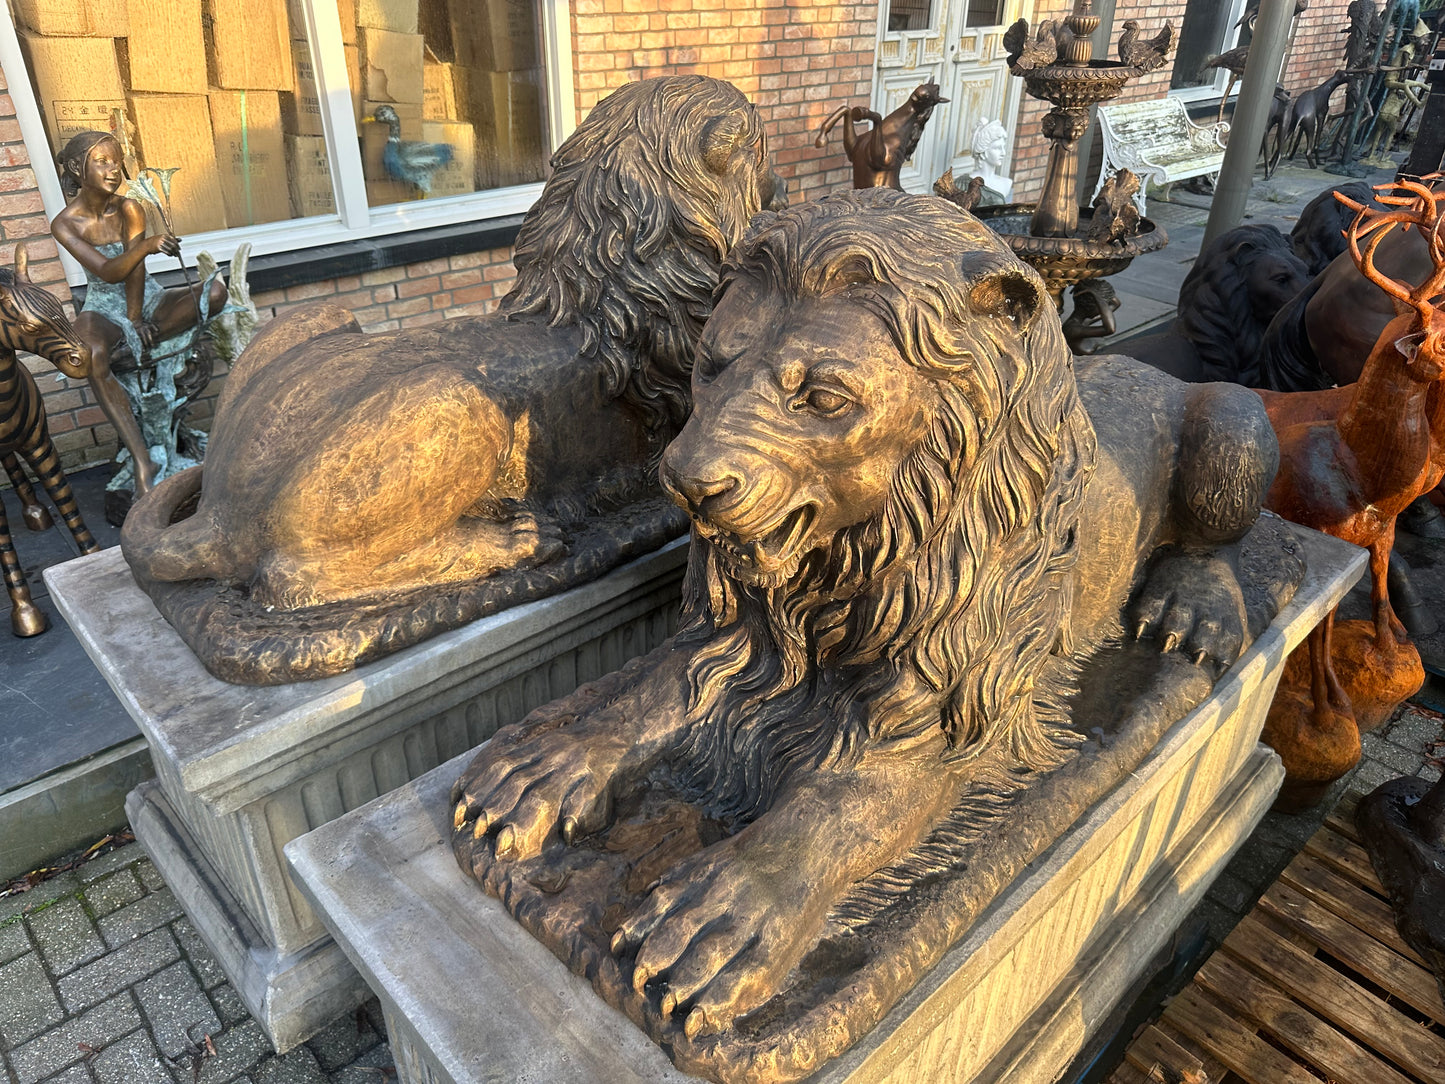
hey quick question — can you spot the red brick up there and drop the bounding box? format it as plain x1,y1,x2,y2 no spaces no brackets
386,295,433,317
396,274,440,298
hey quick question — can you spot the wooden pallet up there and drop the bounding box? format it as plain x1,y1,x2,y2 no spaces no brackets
1107,795,1445,1084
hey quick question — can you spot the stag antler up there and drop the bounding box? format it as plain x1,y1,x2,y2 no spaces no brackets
1339,175,1445,331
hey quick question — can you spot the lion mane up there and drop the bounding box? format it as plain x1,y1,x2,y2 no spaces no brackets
670,190,1097,826
1177,223,1310,385
502,75,774,443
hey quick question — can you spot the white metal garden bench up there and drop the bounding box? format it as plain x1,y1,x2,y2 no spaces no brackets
1094,97,1229,214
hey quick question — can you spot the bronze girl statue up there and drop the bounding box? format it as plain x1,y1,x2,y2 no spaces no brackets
49,130,225,496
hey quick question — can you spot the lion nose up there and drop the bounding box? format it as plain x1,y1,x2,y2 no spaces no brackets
660,462,738,517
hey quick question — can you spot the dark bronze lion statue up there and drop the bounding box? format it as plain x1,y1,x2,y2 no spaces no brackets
120,75,782,684
450,190,1304,1083
1121,223,1310,385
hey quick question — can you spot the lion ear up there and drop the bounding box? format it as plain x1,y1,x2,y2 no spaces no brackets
969,268,1046,331
701,115,746,175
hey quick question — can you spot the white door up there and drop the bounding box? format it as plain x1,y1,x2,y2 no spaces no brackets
873,0,1033,194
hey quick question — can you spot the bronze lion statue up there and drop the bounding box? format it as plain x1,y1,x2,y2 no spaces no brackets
450,190,1304,1082
120,75,782,684
1121,223,1310,385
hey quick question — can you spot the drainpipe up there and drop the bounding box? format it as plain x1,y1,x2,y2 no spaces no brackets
1202,0,1297,247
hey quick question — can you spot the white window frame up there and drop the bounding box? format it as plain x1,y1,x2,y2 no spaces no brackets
0,0,576,288
1168,0,1252,105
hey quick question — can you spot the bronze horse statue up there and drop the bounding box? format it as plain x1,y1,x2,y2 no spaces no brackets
814,82,949,190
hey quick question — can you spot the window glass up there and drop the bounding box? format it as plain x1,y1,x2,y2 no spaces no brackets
886,0,933,33
8,0,551,237
358,0,548,206
1172,0,1244,92
965,0,1004,29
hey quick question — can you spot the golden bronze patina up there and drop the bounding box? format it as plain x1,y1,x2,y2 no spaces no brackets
120,76,783,684
451,189,1306,1083
0,244,102,637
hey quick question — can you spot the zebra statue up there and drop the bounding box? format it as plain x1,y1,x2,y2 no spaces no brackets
0,243,101,636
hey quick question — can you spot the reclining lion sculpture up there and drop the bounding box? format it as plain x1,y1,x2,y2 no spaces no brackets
450,190,1306,1083
120,76,782,684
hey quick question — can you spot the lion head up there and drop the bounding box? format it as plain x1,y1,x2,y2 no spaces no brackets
658,189,1095,818
1177,224,1310,383
501,75,781,444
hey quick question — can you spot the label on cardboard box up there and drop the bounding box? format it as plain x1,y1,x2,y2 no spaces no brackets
422,56,458,120
282,40,323,136
210,90,290,225
285,133,335,216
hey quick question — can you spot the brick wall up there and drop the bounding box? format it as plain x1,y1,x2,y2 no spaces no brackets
571,0,880,203
1282,0,1360,96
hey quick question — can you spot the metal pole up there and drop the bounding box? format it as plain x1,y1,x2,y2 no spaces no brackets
1333,0,1402,175
1203,0,1298,248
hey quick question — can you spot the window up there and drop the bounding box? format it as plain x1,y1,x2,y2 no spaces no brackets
0,0,574,286
1170,0,1251,100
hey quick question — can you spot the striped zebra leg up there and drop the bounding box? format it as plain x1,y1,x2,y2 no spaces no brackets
2,451,53,532
23,434,99,555
0,497,46,636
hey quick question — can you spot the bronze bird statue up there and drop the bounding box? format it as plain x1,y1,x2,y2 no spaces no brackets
368,104,454,197
1004,17,1061,72
1119,20,1176,74
933,168,986,212
1203,44,1252,122
1088,169,1142,243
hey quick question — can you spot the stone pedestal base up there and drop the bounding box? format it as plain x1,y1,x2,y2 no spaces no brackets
282,526,1360,1084
46,540,688,1051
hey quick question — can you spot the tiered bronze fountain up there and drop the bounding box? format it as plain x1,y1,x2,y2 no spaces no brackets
976,1,1171,303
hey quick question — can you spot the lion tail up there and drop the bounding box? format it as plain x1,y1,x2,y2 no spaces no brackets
121,466,234,585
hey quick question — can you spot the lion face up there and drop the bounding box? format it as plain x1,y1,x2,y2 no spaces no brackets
1246,251,1311,323
660,284,937,587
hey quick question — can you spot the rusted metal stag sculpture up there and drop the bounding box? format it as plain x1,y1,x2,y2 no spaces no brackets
0,243,102,636
1259,178,1445,805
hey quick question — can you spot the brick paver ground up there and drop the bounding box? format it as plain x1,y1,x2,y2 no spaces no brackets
0,846,393,1083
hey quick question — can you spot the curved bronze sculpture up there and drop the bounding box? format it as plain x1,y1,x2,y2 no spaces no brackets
120,75,783,684
450,189,1304,1083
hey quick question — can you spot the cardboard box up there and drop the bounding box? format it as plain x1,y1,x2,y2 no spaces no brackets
418,0,452,60
16,0,128,36
209,90,289,225
422,49,458,120
285,133,334,216
281,40,322,135
361,96,419,203
284,135,332,218
287,0,356,43
357,0,415,32
451,0,537,72
420,119,473,197
359,27,423,104
459,66,544,187
122,0,207,93
128,93,226,234
19,33,125,146
204,0,293,91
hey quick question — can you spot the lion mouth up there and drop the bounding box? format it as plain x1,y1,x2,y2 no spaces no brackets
699,503,816,582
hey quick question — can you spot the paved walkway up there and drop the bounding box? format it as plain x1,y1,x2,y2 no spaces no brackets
1,157,1440,1084
0,845,392,1082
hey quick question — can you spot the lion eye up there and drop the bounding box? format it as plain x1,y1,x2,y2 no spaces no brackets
794,387,852,416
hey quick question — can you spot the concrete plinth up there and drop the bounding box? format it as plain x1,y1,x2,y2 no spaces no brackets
44,540,688,1052
283,527,1362,1084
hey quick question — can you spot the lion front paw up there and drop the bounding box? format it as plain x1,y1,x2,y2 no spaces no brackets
451,725,629,868
1130,548,1248,672
611,838,815,1040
